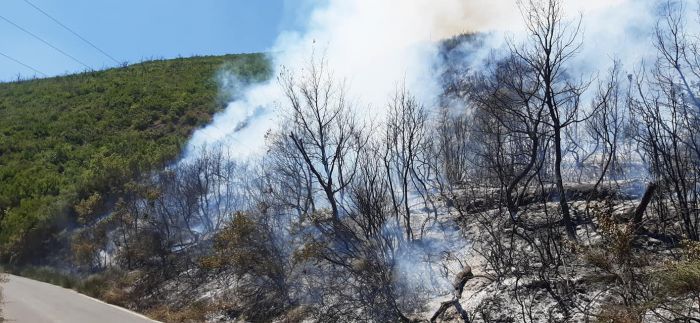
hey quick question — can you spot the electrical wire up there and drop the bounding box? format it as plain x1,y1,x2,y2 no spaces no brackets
0,14,93,70
22,0,120,65
0,50,47,77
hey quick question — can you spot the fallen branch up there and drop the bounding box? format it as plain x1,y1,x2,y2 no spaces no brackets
453,265,473,299
430,265,473,322
430,299,470,322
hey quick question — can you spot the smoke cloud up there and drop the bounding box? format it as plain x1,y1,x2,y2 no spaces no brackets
184,0,668,161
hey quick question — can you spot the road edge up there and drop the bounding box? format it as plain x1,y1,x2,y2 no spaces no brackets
6,274,161,323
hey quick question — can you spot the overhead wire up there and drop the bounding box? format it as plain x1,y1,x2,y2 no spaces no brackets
21,0,121,65
0,50,47,76
0,14,93,70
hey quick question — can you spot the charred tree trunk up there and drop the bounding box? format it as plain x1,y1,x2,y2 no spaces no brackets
553,127,577,240
430,265,473,322
632,182,657,232
430,299,470,322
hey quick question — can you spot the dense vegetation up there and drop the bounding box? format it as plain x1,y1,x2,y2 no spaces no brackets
0,53,270,264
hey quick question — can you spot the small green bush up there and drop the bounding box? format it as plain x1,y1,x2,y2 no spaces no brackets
657,260,700,296
75,273,111,299
16,266,77,289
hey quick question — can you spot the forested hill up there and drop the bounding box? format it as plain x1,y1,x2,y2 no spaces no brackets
0,53,270,264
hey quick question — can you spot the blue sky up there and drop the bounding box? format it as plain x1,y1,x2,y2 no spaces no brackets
0,0,293,81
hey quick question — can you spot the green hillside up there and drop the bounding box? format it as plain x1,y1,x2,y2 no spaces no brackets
0,53,270,263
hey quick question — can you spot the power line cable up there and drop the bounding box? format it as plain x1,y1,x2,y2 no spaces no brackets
0,50,47,76
22,0,120,65
0,14,93,70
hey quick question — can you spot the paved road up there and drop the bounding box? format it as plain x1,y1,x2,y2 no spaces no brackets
2,274,157,323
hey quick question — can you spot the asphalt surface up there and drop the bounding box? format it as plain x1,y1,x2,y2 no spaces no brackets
2,274,157,323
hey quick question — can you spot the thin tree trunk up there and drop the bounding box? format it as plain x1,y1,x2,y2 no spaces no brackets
632,182,657,232
553,124,577,239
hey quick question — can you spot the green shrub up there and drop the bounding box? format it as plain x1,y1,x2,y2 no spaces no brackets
596,305,643,323
15,266,77,289
657,260,700,296
0,54,270,264
75,273,112,299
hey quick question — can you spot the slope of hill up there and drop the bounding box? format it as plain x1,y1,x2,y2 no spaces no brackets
0,54,270,264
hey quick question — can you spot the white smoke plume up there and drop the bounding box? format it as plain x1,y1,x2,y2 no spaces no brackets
183,0,667,162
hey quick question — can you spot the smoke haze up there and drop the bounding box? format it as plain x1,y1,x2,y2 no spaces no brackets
184,0,668,161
